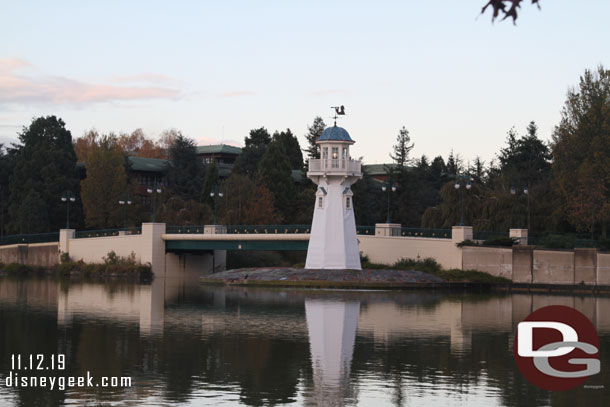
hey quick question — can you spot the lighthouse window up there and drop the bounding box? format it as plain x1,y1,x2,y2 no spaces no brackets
345,196,351,209
331,147,339,168
342,147,347,159
318,197,324,208
322,147,328,160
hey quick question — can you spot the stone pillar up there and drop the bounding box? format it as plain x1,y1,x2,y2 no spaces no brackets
59,229,75,256
204,225,227,272
375,223,401,237
574,248,597,285
510,229,528,245
204,225,227,234
451,226,473,244
451,226,473,271
141,223,166,277
512,245,533,283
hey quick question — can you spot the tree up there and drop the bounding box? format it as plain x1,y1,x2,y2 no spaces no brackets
305,116,326,159
445,150,463,176
218,174,280,225
8,116,80,233
553,66,610,237
233,127,271,176
80,135,128,228
118,129,165,159
259,139,296,222
166,133,203,201
390,126,414,167
481,0,540,23
157,196,212,225
74,130,99,162
201,160,219,205
0,145,16,236
273,129,303,170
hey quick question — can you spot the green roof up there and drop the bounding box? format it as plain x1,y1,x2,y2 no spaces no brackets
128,156,168,172
196,144,242,155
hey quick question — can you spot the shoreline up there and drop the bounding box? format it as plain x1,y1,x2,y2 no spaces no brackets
201,267,610,294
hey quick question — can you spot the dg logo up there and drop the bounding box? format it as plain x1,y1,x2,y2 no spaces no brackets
514,305,600,391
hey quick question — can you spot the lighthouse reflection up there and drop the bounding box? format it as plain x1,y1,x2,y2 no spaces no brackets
304,299,360,406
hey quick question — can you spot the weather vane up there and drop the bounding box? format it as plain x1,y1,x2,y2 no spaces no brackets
330,105,345,125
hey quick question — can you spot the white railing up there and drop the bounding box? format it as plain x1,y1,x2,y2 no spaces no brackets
308,159,361,174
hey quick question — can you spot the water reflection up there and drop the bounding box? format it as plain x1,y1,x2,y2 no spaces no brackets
305,299,359,406
0,273,609,406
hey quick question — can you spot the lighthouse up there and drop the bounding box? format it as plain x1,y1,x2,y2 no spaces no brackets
305,119,363,270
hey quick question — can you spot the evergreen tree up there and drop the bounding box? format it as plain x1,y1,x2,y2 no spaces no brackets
166,133,202,201
305,116,326,159
8,116,79,233
218,173,280,225
390,126,414,167
80,135,128,228
553,65,610,237
233,127,271,176
258,139,296,222
273,129,303,170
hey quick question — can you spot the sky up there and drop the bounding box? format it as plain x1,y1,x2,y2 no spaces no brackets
1,1,609,165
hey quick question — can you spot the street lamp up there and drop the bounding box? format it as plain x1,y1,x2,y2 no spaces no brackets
454,177,472,226
60,191,76,229
147,181,162,223
210,186,224,225
510,186,528,229
118,195,132,230
381,183,397,223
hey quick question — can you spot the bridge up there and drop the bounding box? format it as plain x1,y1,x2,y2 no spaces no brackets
0,223,461,277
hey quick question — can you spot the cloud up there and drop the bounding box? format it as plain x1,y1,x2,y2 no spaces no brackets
0,58,180,105
311,89,347,96
111,73,173,84
216,90,255,98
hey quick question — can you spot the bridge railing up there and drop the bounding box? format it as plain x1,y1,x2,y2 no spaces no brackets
473,230,509,241
0,232,60,246
227,225,311,234
166,225,206,234
400,227,452,239
74,227,141,239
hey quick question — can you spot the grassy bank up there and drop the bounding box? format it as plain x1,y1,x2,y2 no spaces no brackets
362,257,510,283
0,251,152,281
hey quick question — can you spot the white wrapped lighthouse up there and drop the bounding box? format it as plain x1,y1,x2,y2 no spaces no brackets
305,124,363,270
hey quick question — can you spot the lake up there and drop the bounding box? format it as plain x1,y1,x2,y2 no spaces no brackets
0,273,608,406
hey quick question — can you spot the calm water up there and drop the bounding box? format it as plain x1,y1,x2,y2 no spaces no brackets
0,273,609,406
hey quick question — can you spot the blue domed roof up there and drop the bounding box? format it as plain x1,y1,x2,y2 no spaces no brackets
318,125,354,142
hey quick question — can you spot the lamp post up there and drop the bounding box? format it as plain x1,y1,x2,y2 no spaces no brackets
454,176,472,226
147,181,162,223
118,195,132,230
381,183,397,223
61,191,76,229
210,186,224,225
510,186,528,229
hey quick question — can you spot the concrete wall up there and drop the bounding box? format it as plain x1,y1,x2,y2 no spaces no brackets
532,250,574,284
462,246,512,279
67,234,144,264
462,245,610,286
62,224,221,278
0,242,59,267
358,235,460,269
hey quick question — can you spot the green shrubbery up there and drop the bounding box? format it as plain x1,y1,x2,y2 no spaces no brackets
362,256,510,283
1,251,152,280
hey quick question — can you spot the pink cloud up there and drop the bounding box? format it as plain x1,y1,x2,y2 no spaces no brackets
216,90,255,98
111,73,173,84
0,59,180,105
